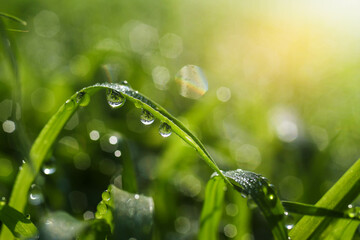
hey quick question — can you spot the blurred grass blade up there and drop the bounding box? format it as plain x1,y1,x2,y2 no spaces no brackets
198,176,226,240
39,211,87,239
290,158,360,240
0,204,38,239
117,138,138,193
283,201,360,220
109,185,154,239
221,169,288,240
0,12,27,26
0,29,28,33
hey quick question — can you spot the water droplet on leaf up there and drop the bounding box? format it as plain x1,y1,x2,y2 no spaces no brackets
29,184,44,205
284,212,294,230
42,157,56,175
26,214,31,220
65,99,75,110
102,190,111,202
121,80,131,87
97,201,107,215
347,205,357,218
76,91,90,107
159,122,172,137
175,65,208,99
140,109,155,125
106,89,126,108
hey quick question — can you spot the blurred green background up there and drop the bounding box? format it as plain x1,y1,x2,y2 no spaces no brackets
1,0,360,239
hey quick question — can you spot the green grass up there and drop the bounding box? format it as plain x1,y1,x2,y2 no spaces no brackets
2,6,360,240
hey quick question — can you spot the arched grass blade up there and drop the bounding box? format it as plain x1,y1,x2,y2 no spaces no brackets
198,176,226,240
219,169,288,240
283,201,360,220
0,204,38,239
289,158,360,240
2,82,229,239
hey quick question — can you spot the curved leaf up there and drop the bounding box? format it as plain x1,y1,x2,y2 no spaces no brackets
219,169,288,240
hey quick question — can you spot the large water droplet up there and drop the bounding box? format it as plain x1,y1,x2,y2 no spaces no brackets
76,91,90,107
102,190,111,202
29,184,44,205
97,201,107,215
175,65,208,99
106,89,126,108
159,122,172,137
65,99,75,111
284,212,294,230
42,157,56,175
140,109,155,125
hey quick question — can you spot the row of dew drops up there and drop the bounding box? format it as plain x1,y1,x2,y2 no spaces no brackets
0,81,169,219
65,81,172,138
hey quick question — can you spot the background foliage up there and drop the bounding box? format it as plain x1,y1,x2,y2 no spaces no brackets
1,1,360,239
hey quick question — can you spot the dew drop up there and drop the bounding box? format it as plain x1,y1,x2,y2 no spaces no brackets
134,101,142,108
29,184,44,205
240,193,247,199
26,214,31,220
159,122,172,137
284,212,294,230
140,109,155,125
121,80,131,87
106,89,126,108
65,99,75,110
95,211,102,219
76,91,90,107
347,205,357,218
102,190,111,202
134,194,140,200
97,201,107,215
42,157,56,175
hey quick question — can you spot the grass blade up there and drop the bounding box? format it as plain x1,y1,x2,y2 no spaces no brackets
0,204,38,239
283,201,360,220
289,158,360,239
198,176,226,240
1,82,229,239
221,169,288,240
317,218,359,240
0,12,27,26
